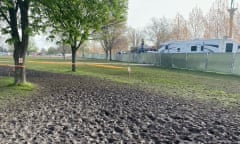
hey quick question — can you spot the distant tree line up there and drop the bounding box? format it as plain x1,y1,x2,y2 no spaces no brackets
127,0,240,49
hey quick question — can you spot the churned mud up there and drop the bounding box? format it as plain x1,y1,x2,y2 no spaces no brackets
0,67,240,143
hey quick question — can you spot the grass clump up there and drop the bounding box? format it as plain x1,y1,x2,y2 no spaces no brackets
7,82,36,91
0,77,36,106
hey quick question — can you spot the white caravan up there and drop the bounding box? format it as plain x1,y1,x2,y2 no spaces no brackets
158,38,239,53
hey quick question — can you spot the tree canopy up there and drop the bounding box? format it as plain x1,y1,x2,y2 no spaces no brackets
100,23,126,61
41,0,128,71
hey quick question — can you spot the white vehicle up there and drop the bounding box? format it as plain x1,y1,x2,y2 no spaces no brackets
158,38,239,53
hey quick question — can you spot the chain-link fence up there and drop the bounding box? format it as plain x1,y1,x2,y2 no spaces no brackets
83,53,240,75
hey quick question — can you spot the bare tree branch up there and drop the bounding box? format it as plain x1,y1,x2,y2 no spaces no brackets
0,6,10,25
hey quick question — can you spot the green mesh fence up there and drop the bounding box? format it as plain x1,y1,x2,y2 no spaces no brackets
172,53,187,69
142,53,156,64
207,53,233,74
160,54,172,68
233,53,240,74
187,54,206,71
132,54,140,63
83,53,240,75
154,54,161,66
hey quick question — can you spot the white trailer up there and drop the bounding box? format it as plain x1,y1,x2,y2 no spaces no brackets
158,38,239,53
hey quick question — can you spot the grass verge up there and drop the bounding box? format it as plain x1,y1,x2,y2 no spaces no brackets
2,56,240,106
0,76,36,107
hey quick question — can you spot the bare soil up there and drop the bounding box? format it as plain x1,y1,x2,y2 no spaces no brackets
0,67,240,143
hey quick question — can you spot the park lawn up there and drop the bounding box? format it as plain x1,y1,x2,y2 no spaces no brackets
0,76,36,107
2,56,240,106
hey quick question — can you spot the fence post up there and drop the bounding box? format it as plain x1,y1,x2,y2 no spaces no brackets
132,54,134,63
231,53,236,74
153,53,157,66
159,53,162,67
185,53,188,69
205,53,208,71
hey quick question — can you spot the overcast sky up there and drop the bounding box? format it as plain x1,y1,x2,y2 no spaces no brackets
127,0,219,29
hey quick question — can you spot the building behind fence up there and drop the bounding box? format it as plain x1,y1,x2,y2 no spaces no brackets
83,53,240,75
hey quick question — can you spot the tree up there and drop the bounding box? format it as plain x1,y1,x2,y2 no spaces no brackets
27,38,38,55
47,47,58,55
204,0,229,38
100,23,126,61
41,0,128,72
0,0,31,84
127,27,143,49
145,17,171,47
233,11,240,42
56,43,71,60
113,35,128,54
228,0,237,38
0,0,45,84
39,48,46,55
171,13,190,40
188,6,205,39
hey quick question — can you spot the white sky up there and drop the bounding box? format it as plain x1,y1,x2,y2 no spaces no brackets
127,0,218,29
33,34,56,50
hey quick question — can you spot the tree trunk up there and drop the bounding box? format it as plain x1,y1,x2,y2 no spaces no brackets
8,1,30,85
105,50,109,60
72,49,77,72
109,49,112,61
62,46,66,60
63,53,66,60
82,47,85,58
13,44,27,84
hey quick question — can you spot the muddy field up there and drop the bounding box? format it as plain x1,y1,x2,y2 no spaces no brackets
0,67,240,143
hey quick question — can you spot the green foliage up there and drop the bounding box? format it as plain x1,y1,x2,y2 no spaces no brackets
41,0,128,50
47,47,58,55
0,0,50,84
56,44,71,55
0,0,46,42
39,0,128,71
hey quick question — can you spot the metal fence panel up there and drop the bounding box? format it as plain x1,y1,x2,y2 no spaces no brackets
186,53,206,71
160,54,172,68
82,53,240,75
143,53,150,64
132,54,140,63
207,53,233,74
233,53,240,74
172,53,187,69
96,54,105,59
123,54,132,62
141,53,155,64
154,53,161,66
